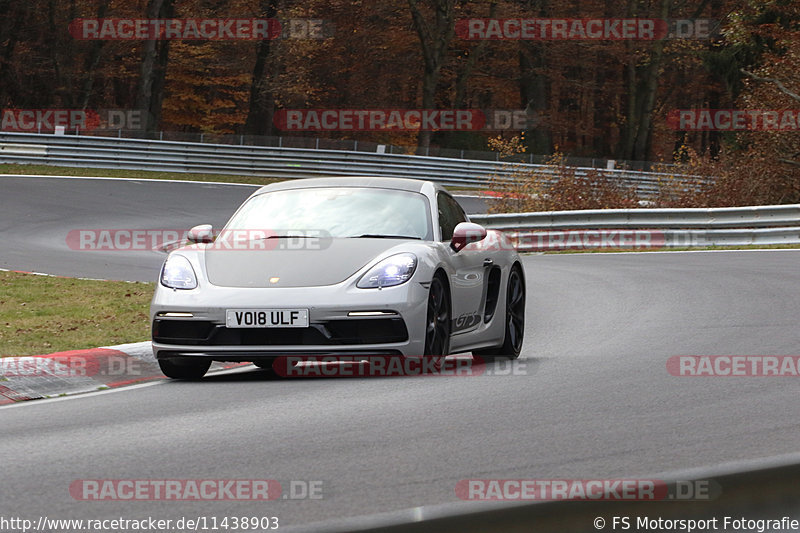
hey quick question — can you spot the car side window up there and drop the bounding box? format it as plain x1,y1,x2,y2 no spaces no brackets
437,192,467,241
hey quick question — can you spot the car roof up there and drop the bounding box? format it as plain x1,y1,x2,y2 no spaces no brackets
253,176,443,195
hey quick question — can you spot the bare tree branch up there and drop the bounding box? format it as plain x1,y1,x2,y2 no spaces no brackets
740,69,800,103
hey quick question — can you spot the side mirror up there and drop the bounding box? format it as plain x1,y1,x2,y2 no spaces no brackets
450,222,487,252
187,224,214,244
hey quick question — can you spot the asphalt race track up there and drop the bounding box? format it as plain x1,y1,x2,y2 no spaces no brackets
2,176,800,529
0,176,255,281
0,176,487,282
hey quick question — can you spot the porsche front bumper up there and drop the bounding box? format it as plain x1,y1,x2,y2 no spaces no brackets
150,280,430,360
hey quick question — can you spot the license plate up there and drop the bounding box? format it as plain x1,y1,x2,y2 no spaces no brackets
226,309,309,328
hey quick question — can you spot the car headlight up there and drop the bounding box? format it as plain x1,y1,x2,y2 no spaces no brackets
357,253,417,289
160,254,198,289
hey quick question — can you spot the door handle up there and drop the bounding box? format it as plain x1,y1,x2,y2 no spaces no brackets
483,258,494,267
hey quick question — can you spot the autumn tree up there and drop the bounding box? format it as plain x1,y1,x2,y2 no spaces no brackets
244,0,279,137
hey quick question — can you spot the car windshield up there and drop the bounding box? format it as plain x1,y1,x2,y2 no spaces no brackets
223,187,432,240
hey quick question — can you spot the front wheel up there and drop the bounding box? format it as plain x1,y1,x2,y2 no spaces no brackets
474,266,525,361
158,358,211,379
423,274,451,369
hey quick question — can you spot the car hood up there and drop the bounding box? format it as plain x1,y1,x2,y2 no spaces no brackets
202,237,411,288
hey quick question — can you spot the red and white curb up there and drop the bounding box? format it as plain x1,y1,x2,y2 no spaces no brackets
0,341,242,405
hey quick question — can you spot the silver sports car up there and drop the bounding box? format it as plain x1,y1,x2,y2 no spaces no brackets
150,177,525,379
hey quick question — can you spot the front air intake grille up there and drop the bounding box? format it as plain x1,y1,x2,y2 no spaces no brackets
153,318,408,346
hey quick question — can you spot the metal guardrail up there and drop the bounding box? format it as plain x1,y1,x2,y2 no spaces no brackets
0,132,703,197
470,204,800,250
4,127,678,170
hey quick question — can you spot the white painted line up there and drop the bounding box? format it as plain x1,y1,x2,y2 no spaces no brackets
0,380,165,410
0,359,255,410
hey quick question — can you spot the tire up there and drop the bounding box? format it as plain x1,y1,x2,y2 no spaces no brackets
158,357,211,379
423,273,451,370
474,265,525,361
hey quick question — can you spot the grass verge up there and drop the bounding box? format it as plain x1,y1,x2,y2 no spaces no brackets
0,271,153,357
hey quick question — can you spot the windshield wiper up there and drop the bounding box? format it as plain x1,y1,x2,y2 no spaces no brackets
352,234,422,240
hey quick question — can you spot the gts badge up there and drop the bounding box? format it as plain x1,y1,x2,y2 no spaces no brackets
452,312,481,332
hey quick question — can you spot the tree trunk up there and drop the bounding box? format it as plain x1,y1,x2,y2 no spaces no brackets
244,0,279,137
0,0,27,106
408,0,455,155
631,0,670,161
515,0,551,155
47,0,71,107
452,1,496,109
518,42,551,155
78,0,110,110
134,0,174,133
624,0,711,161
617,0,640,160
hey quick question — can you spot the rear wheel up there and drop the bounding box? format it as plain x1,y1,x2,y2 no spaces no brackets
158,358,211,379
423,273,451,370
474,266,525,361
